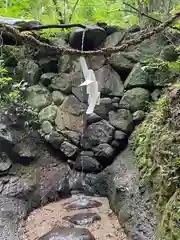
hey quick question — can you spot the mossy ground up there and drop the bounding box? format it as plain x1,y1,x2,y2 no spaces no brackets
132,86,180,240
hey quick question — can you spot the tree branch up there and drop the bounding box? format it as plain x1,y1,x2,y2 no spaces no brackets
0,11,179,56
123,1,180,32
52,0,65,24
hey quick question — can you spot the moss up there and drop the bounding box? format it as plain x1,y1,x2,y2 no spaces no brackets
2,45,24,66
132,88,180,240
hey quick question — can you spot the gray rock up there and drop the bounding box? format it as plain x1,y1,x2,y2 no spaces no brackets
108,52,135,75
57,176,71,198
86,55,106,70
112,102,119,110
40,73,56,86
109,109,133,134
124,63,152,90
61,130,81,146
114,130,128,141
81,120,115,149
119,88,150,113
133,110,145,126
41,121,53,134
151,89,161,101
0,153,12,174
113,130,128,150
63,213,101,225
58,55,74,73
39,227,95,240
60,141,78,158
55,95,86,133
95,65,124,97
87,113,102,125
69,25,107,50
94,97,112,119
23,60,42,85
75,154,102,173
104,31,125,47
47,131,64,149
52,90,66,105
111,97,120,103
50,73,72,93
160,45,179,62
26,85,51,111
93,143,115,160
38,105,57,123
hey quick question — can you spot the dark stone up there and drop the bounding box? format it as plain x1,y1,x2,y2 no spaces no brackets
63,213,101,225
64,197,102,210
127,25,141,33
0,153,12,174
0,123,13,153
69,25,107,50
109,109,133,134
111,97,120,103
75,154,102,173
60,141,78,158
112,102,119,110
87,113,102,125
81,120,115,149
39,227,95,240
93,143,115,162
38,57,58,73
160,45,179,62
40,73,56,87
94,97,112,119
61,130,81,146
133,110,145,126
119,88,151,113
47,131,64,149
57,176,71,198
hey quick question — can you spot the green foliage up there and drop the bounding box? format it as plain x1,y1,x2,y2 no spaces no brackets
0,60,20,105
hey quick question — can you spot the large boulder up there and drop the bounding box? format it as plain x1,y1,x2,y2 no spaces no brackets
103,31,125,48
38,105,57,123
39,227,95,240
60,141,78,158
55,95,86,132
95,65,124,97
109,109,133,134
81,120,115,149
69,25,107,50
26,85,51,111
119,88,151,113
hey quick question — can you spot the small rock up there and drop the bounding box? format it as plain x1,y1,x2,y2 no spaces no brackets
13,141,36,164
86,55,106,70
57,176,71,198
81,120,114,149
50,73,72,93
52,91,66,105
41,121,53,134
87,113,102,125
61,130,81,146
64,197,102,210
114,130,128,141
75,154,102,173
111,97,120,103
95,65,124,97
112,102,119,109
38,105,57,123
69,25,107,50
26,85,51,111
38,227,95,240
151,89,161,101
119,88,150,113
94,97,112,119
0,123,13,153
0,153,12,174
93,143,115,159
60,141,78,158
48,131,64,149
109,109,133,134
58,55,73,73
63,212,101,225
133,110,145,126
23,60,42,85
104,31,125,48
40,73,56,87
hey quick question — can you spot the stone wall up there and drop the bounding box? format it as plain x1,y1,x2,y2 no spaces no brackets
4,25,179,175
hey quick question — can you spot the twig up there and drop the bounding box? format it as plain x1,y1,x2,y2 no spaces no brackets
18,23,86,31
52,0,64,24
68,0,80,23
123,1,180,32
0,11,179,56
